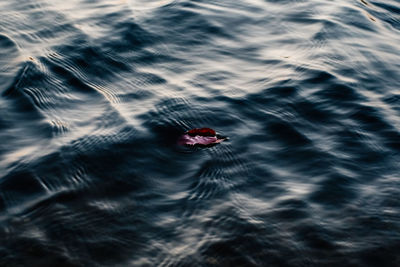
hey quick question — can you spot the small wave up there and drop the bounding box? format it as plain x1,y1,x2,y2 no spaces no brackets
127,0,176,11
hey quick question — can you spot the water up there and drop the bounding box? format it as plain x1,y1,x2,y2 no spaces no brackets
0,0,399,266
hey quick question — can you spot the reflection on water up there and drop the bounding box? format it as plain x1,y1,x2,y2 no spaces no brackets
127,0,176,10
0,0,399,266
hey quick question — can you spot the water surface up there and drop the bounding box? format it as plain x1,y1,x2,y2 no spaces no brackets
0,0,400,266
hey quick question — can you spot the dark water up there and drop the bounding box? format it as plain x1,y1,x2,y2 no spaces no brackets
1,0,400,266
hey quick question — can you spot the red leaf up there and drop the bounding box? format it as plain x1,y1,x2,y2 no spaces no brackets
187,128,216,137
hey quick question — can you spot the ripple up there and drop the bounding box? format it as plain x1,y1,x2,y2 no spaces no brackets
0,34,22,94
127,0,176,11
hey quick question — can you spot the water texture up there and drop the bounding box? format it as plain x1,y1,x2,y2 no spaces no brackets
0,0,399,266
